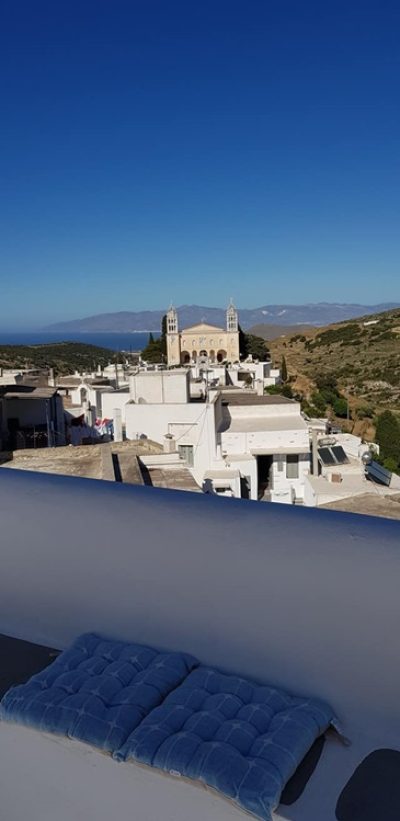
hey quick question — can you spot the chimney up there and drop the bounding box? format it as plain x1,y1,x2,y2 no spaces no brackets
163,434,176,454
312,429,319,476
84,401,96,427
113,408,123,442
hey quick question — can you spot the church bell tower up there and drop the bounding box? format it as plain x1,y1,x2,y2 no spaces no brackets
226,299,238,333
226,299,240,361
166,305,180,365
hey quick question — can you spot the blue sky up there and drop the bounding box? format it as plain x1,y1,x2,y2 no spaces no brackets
0,1,399,328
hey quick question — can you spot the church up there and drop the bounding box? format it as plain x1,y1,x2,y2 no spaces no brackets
166,301,240,366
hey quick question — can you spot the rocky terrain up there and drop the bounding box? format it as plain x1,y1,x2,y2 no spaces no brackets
268,307,400,438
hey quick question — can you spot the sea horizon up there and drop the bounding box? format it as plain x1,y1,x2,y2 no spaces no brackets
0,331,159,351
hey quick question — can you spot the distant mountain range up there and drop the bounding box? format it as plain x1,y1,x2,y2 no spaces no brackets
44,303,400,333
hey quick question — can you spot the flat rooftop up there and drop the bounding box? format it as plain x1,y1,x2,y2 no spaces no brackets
321,492,400,520
307,469,400,511
224,415,308,433
221,394,295,406
142,465,201,492
204,468,240,480
0,385,58,399
1,440,162,482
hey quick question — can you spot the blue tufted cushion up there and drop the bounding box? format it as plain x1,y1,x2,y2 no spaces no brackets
115,666,334,820
0,633,198,753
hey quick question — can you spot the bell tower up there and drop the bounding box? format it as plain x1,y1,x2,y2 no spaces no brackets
226,299,238,333
167,304,178,335
226,299,240,362
166,304,181,365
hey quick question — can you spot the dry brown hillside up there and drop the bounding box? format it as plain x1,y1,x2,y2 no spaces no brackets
266,308,400,438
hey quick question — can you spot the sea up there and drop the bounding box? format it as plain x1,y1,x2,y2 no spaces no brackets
0,332,158,352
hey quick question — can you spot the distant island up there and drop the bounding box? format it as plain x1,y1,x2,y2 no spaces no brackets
43,303,400,334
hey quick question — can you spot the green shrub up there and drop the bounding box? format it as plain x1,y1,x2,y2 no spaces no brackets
310,392,327,415
333,397,349,418
375,410,400,467
357,404,375,419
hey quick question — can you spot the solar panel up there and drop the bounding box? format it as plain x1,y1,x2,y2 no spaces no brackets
318,447,336,466
366,461,392,487
331,445,349,464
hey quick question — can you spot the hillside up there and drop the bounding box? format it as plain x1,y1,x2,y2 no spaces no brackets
248,323,313,340
43,303,399,333
0,342,116,375
268,307,400,438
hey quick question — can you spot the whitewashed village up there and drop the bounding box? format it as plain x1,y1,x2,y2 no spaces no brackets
1,301,400,516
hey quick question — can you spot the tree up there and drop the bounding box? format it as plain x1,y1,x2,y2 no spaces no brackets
245,333,269,361
264,384,293,398
375,411,400,467
281,355,288,383
141,332,163,363
160,315,167,356
310,392,327,415
281,384,293,398
238,325,269,361
333,397,349,418
314,374,340,405
238,324,249,358
141,315,170,364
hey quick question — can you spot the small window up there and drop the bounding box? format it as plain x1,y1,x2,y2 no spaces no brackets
286,454,299,479
276,455,285,472
178,444,194,467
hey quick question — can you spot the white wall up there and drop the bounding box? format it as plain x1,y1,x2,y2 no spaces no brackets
0,374,24,385
1,469,400,739
70,385,115,416
101,391,131,423
125,400,218,483
271,454,310,503
223,455,257,500
221,427,309,457
129,371,189,404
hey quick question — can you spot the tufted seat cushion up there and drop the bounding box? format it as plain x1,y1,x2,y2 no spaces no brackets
115,666,334,820
0,633,198,752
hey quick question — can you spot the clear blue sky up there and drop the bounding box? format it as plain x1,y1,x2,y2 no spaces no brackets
0,1,399,328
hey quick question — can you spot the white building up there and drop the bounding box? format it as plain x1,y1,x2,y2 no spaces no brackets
304,431,400,509
190,360,281,395
0,368,36,386
0,386,65,449
219,394,310,503
124,370,310,503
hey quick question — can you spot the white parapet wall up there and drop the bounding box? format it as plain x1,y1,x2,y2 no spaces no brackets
1,469,400,742
101,390,131,423
129,370,190,404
